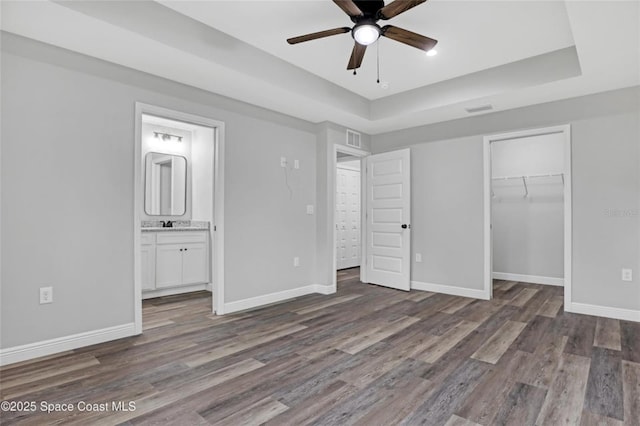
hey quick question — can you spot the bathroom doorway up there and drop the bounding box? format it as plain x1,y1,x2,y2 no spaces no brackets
134,103,225,335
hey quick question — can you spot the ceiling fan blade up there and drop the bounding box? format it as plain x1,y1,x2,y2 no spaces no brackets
287,27,351,44
378,0,427,20
333,0,364,18
381,25,437,51
347,42,367,70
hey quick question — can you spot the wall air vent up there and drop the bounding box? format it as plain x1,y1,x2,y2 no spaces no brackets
346,129,361,148
465,104,494,114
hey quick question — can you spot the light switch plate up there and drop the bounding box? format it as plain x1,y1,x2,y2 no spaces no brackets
293,257,300,267
622,268,632,281
415,253,422,263
294,159,300,169
280,157,287,168
306,205,314,215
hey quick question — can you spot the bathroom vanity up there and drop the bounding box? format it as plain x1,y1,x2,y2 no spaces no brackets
141,225,211,299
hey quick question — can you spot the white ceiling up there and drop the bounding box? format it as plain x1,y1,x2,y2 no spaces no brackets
1,1,638,134
162,0,576,100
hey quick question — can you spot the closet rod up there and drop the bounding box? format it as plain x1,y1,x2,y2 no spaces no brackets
492,172,564,181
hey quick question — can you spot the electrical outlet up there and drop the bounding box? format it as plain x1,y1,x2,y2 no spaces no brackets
415,253,422,263
40,286,53,304
622,268,633,282
294,159,300,169
306,205,314,215
293,257,300,267
280,157,287,168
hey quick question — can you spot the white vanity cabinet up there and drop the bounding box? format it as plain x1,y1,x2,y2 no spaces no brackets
141,230,210,298
140,233,156,291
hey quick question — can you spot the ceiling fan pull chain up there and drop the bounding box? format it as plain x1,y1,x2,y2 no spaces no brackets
376,41,380,83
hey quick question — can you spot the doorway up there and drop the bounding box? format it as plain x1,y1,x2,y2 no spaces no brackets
134,103,226,335
336,154,362,271
331,144,368,290
483,125,572,308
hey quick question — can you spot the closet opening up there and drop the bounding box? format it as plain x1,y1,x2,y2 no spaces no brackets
484,125,572,310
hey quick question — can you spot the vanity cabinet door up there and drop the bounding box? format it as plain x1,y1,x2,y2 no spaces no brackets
182,242,208,285
156,244,184,288
140,244,156,290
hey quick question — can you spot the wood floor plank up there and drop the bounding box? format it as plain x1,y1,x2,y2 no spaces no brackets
214,396,289,426
353,376,433,425
338,315,420,354
621,360,640,425
293,293,362,315
440,297,475,314
521,335,568,389
594,317,622,351
620,320,640,363
514,315,553,353
444,415,483,426
579,410,624,426
416,320,479,363
565,314,596,358
537,295,564,318
405,290,435,302
584,347,624,420
508,288,539,307
536,353,591,425
266,380,359,425
400,358,489,425
493,382,547,426
471,320,527,364
456,350,532,425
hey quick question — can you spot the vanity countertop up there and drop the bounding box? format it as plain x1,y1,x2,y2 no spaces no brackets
142,226,209,232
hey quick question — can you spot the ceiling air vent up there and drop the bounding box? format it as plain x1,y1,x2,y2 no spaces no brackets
346,129,361,148
465,104,493,114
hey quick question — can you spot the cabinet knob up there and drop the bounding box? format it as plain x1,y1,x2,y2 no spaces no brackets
184,248,188,251
180,249,183,252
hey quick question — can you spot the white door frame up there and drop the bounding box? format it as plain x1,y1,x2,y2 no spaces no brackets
134,103,226,334
483,125,572,306
330,143,370,291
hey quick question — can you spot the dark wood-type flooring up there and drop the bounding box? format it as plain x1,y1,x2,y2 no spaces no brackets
1,268,639,425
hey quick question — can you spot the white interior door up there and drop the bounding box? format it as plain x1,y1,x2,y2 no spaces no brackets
336,166,361,270
364,149,411,291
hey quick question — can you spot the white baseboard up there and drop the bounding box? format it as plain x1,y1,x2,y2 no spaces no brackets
493,272,564,287
142,283,210,299
411,280,489,300
223,284,335,314
313,284,336,295
567,302,640,322
0,323,137,367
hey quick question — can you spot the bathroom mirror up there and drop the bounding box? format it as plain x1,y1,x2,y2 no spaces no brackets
144,152,187,216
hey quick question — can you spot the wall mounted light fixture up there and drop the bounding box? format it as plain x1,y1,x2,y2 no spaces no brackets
153,132,183,142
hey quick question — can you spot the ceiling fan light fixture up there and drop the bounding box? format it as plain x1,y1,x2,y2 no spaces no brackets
353,23,380,46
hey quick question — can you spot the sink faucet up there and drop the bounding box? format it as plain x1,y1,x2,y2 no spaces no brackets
161,220,174,228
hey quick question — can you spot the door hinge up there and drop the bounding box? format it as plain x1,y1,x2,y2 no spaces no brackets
214,225,217,231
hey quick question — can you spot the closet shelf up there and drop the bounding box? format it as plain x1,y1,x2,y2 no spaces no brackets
491,173,564,198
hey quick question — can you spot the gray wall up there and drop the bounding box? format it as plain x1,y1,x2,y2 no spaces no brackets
411,137,485,289
373,87,640,312
1,33,317,349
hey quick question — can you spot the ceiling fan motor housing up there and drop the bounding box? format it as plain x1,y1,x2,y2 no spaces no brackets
352,0,386,22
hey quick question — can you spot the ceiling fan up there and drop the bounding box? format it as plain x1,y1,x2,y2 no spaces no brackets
287,0,437,71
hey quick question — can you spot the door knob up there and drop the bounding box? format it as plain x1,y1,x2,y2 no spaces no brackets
401,224,410,229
